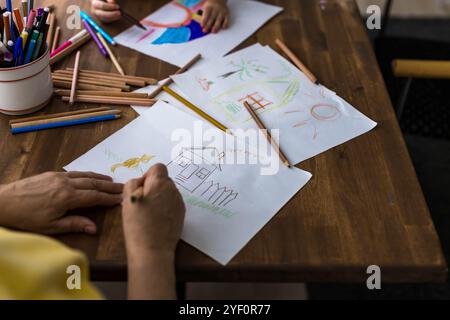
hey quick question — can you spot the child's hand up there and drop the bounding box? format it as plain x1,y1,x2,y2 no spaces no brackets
91,0,122,23
202,0,229,33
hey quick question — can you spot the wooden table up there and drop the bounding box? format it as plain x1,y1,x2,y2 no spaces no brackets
0,0,446,283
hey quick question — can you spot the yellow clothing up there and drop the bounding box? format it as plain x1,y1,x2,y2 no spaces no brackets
0,227,103,300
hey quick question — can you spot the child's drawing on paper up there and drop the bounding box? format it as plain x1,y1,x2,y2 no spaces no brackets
211,76,301,124
285,103,343,140
167,147,238,209
218,59,269,81
110,154,155,174
114,1,283,67
138,0,208,45
196,76,214,91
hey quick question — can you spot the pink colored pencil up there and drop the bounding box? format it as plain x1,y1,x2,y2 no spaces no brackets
25,9,36,32
50,30,88,58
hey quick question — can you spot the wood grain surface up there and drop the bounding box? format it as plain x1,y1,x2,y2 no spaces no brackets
0,0,446,283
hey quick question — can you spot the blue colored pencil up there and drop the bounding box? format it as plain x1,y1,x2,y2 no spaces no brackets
6,0,12,12
80,11,116,46
13,37,23,66
23,38,36,64
11,114,120,134
6,0,15,42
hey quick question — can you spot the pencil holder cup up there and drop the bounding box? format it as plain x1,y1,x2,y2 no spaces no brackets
0,45,53,115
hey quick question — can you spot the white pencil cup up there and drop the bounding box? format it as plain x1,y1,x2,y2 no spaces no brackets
0,45,53,115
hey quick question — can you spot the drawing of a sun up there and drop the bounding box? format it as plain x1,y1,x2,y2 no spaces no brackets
286,103,342,139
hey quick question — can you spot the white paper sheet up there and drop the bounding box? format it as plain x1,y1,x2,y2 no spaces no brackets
171,44,378,165
64,101,311,265
132,83,199,118
114,0,283,67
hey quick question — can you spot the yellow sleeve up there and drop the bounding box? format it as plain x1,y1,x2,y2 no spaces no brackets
0,227,103,300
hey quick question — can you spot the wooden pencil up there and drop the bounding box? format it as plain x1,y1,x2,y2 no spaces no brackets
3,12,11,42
61,94,154,101
52,75,130,91
275,39,318,85
148,53,202,99
53,72,128,87
52,80,123,92
46,13,55,48
61,96,156,106
12,110,122,129
52,73,128,88
162,86,229,132
243,101,292,168
70,51,81,105
49,31,91,65
51,26,60,52
54,89,149,99
9,107,111,125
21,0,28,18
65,68,157,85
55,70,147,87
97,32,125,76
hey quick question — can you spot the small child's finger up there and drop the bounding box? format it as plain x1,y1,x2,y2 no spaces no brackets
92,0,120,11
222,15,229,29
212,14,225,33
94,9,122,23
202,11,216,32
201,8,212,29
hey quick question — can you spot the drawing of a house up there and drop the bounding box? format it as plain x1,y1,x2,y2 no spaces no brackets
201,181,238,207
167,148,218,193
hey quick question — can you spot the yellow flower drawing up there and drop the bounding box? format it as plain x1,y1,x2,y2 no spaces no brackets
111,154,155,173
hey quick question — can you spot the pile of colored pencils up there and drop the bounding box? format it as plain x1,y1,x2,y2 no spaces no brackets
1,2,52,68
49,10,123,75
9,107,122,134
53,67,158,107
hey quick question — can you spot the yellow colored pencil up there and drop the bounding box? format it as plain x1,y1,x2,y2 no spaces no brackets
162,86,229,133
97,32,125,76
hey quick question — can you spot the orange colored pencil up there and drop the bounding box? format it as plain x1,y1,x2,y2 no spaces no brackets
243,101,291,168
70,51,81,105
9,107,111,125
3,13,11,42
13,8,24,33
275,39,318,85
51,26,60,53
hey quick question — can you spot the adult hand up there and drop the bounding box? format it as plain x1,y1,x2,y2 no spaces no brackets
122,164,185,258
122,164,185,300
0,172,123,235
91,0,122,23
202,0,230,33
